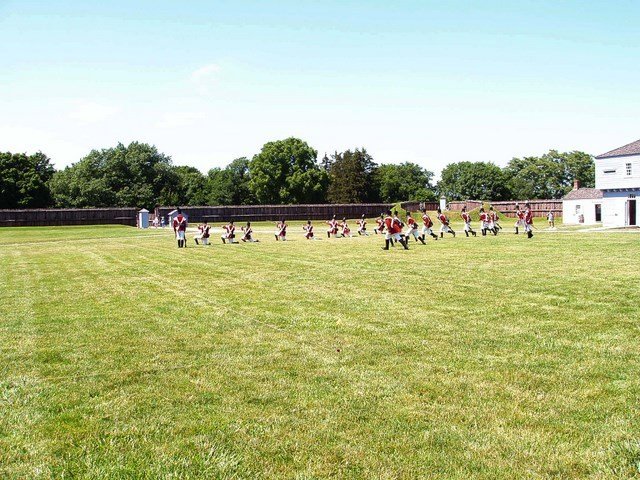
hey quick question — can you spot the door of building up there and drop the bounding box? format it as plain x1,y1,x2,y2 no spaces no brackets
595,204,602,222
629,199,637,226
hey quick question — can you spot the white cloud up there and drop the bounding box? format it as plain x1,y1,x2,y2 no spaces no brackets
67,100,120,125
190,64,221,95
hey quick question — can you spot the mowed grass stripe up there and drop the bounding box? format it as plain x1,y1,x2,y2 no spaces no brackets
0,225,639,478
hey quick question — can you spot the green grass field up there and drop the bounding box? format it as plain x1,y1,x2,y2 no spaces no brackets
1,222,639,479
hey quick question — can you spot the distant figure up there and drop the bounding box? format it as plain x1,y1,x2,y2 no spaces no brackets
339,218,352,238
357,214,368,236
461,206,476,237
221,220,237,244
436,208,455,238
275,219,287,241
326,215,338,238
382,210,408,250
160,216,166,228
420,209,438,241
524,203,534,238
241,222,258,242
514,204,524,235
172,209,187,248
303,220,318,240
152,216,159,228
374,214,385,235
547,210,555,228
405,212,425,244
194,221,211,245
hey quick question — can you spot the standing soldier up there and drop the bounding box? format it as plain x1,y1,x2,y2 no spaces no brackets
461,207,476,237
357,214,368,236
420,209,438,241
437,208,456,238
479,207,490,236
524,204,534,238
172,209,188,248
514,204,525,234
405,212,426,244
547,210,555,228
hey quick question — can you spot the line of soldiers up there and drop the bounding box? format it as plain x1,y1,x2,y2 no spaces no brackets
172,203,535,248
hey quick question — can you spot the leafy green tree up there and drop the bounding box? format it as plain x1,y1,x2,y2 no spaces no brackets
171,166,208,206
206,167,234,205
376,162,435,203
505,150,594,199
249,138,328,204
0,151,55,208
327,148,379,203
50,142,178,208
204,157,253,205
437,161,510,201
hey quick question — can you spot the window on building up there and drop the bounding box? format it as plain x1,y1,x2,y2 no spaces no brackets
604,169,616,174
626,163,632,176
575,205,581,214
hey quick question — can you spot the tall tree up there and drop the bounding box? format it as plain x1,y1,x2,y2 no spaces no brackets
171,166,208,206
505,150,594,199
437,161,510,201
249,138,328,204
49,142,178,208
375,162,435,203
0,151,55,208
327,148,379,203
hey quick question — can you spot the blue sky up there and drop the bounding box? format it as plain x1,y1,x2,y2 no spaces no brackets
1,0,639,176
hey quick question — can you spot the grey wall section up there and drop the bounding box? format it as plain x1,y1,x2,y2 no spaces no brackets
0,208,137,227
157,204,394,223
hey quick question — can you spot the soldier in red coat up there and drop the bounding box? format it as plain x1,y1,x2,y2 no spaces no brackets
382,210,408,250
437,208,456,238
275,219,288,241
221,220,237,244
514,204,525,234
172,209,188,248
357,215,368,236
461,207,477,237
194,220,211,245
405,212,425,244
420,209,438,241
524,203,534,238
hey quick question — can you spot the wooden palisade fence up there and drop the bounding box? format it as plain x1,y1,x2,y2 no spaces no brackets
156,204,395,223
447,200,563,217
0,208,138,227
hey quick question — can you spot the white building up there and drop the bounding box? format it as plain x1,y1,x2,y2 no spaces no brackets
595,139,640,227
562,180,602,225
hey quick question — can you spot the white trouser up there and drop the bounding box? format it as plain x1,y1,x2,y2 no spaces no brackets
464,222,472,232
406,227,419,238
385,232,402,241
440,224,451,233
421,226,433,236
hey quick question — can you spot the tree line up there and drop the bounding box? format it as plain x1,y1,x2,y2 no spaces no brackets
0,138,595,209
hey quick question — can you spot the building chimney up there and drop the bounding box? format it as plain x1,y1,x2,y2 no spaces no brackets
573,179,580,190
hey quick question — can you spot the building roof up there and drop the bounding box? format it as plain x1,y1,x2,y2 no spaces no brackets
596,138,640,159
563,188,603,200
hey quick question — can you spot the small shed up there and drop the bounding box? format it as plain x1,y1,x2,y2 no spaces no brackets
138,209,149,228
166,209,188,226
562,181,603,225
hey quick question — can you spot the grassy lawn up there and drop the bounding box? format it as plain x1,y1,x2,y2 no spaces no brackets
1,223,639,479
